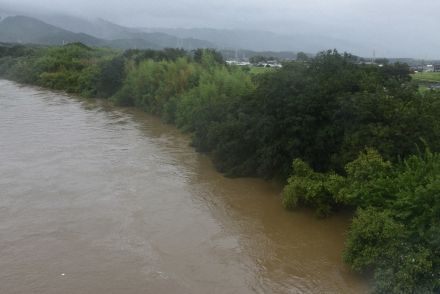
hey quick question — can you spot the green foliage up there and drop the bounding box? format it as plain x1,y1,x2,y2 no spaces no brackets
0,43,118,96
112,57,201,117
296,51,309,61
282,159,343,217
95,56,125,98
192,48,225,66
284,149,440,293
0,44,37,58
336,149,395,207
177,66,255,150
207,50,440,179
4,47,436,182
344,207,435,294
123,48,188,64
76,65,100,97
111,49,253,136
344,208,407,272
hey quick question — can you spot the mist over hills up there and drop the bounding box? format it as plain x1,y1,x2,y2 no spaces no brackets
0,7,435,61
43,13,365,55
0,15,106,46
1,0,440,59
32,10,363,54
0,7,369,56
31,14,215,49
0,13,215,50
143,27,365,55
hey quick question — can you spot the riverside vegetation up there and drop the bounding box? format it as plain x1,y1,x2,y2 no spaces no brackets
1,43,440,293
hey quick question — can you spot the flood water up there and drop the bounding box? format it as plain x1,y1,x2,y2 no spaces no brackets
0,80,368,294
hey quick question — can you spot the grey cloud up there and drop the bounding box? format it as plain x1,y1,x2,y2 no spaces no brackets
0,0,439,58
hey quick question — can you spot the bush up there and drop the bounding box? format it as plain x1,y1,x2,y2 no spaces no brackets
282,159,343,216
283,149,440,293
96,56,125,98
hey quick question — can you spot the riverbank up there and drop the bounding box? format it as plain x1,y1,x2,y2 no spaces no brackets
0,79,369,293
1,44,440,293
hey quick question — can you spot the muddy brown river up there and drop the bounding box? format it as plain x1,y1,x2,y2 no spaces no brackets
0,80,368,293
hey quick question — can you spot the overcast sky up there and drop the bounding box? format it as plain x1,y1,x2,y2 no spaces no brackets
1,0,439,58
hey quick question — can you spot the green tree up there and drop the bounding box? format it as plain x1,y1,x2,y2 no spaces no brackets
296,51,309,61
96,56,125,98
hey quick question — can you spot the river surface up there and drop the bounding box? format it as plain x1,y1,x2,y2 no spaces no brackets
0,80,368,294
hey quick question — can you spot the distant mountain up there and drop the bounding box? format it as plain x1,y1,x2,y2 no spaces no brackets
34,15,215,50
0,8,364,56
0,15,215,50
0,15,106,46
0,6,346,55
144,27,364,54
37,14,142,40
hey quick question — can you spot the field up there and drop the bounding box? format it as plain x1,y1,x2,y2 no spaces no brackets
411,72,440,93
411,71,440,82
